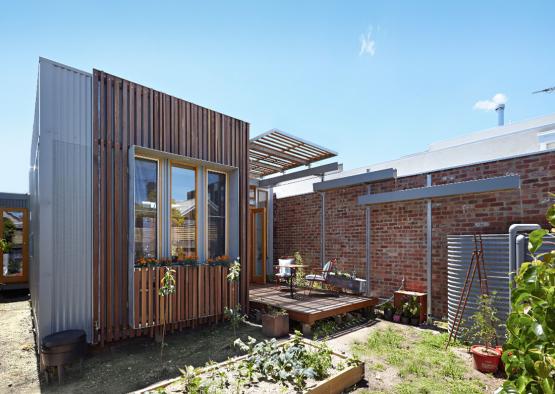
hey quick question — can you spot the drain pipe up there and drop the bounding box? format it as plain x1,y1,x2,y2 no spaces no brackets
508,224,539,309
426,175,432,320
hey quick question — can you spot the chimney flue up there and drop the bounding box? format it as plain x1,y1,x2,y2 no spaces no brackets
496,104,505,126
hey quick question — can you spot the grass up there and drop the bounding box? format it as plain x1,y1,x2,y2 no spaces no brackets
352,327,486,394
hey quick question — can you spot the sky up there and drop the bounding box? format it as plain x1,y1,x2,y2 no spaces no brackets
1,1,555,193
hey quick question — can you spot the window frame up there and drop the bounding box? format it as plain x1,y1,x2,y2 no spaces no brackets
205,168,229,259
169,161,199,259
133,155,161,260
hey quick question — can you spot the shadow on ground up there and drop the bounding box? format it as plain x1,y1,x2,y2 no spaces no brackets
41,322,266,394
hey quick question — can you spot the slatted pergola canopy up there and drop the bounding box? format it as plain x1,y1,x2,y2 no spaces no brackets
250,129,337,178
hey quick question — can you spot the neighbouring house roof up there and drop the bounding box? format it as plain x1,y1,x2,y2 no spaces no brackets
249,129,337,178
273,112,555,198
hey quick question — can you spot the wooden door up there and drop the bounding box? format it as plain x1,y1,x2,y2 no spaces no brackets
0,208,29,284
249,207,266,284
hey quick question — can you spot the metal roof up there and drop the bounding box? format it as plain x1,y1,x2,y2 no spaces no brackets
249,129,337,178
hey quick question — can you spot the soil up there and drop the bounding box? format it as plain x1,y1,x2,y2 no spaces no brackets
326,320,505,393
0,291,40,393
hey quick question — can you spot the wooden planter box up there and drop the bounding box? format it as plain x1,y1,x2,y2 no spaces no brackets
134,339,364,394
327,274,367,294
262,313,289,337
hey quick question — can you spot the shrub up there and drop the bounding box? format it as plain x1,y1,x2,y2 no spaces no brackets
500,204,555,394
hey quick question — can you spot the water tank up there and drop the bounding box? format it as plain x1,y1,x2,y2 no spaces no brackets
447,234,510,341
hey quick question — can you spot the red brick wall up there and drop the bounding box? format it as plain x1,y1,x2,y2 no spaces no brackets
273,151,555,317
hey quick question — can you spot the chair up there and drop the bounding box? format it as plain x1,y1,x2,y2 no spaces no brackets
274,257,295,288
305,259,337,294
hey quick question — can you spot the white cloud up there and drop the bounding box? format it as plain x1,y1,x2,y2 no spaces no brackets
473,93,507,111
359,30,376,56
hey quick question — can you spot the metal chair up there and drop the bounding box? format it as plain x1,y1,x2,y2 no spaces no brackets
305,259,337,294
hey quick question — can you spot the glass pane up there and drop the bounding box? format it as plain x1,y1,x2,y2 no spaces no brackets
249,186,256,207
207,171,226,259
255,212,264,276
171,166,196,259
134,158,158,260
257,190,268,209
2,211,24,277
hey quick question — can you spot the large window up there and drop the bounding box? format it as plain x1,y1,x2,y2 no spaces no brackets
207,171,227,259
134,158,158,260
171,165,196,259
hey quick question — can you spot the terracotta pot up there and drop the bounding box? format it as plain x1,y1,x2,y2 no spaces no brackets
470,345,502,373
261,314,289,338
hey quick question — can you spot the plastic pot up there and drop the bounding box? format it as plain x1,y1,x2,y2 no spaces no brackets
383,309,394,321
470,345,501,373
393,314,401,323
410,317,420,326
400,316,410,324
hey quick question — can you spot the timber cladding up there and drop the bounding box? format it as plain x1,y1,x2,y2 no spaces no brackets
92,70,249,344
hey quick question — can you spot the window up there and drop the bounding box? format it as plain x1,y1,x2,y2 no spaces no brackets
207,171,227,258
171,165,196,259
257,189,268,209
134,158,158,260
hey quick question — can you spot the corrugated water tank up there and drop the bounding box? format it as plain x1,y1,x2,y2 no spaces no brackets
447,234,510,341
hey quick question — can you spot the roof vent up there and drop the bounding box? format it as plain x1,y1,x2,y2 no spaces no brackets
496,104,505,126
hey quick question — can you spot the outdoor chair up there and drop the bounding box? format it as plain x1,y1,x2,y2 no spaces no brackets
274,257,295,288
305,258,337,294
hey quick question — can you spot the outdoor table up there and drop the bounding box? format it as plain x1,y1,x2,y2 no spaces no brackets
277,263,308,299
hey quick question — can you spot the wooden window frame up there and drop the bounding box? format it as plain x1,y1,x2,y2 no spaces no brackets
134,155,161,260
169,161,199,259
205,169,229,259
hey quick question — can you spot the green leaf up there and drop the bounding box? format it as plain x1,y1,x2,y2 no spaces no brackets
534,361,550,379
529,229,548,253
547,204,555,227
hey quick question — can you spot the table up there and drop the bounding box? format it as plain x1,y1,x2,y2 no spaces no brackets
277,264,308,299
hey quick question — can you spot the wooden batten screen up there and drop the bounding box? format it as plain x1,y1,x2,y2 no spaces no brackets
133,266,238,331
93,70,249,344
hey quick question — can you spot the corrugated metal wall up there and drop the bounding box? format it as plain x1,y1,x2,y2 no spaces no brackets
0,193,29,209
29,58,93,344
447,234,510,340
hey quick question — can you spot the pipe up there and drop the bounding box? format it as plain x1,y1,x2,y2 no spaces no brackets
496,104,505,126
365,184,371,296
508,224,540,309
426,174,432,320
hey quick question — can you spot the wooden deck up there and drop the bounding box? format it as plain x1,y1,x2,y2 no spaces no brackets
249,285,378,326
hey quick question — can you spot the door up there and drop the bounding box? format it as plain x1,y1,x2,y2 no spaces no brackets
249,207,266,284
0,208,29,284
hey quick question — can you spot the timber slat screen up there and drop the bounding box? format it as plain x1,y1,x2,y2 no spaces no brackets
93,71,249,344
133,266,238,333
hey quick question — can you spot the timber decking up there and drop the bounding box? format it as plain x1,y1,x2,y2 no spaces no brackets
249,285,378,325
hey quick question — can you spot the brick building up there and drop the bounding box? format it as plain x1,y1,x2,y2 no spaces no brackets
272,113,555,317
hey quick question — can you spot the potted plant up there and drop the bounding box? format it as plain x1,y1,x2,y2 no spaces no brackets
400,302,411,324
393,306,402,323
469,293,502,373
261,307,289,338
408,296,421,326
381,301,394,321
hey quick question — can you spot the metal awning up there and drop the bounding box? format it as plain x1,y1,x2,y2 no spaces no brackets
249,129,337,178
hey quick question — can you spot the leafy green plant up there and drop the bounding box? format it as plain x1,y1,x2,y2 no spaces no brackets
158,267,176,358
226,257,241,283
293,251,307,288
0,238,10,253
224,304,247,339
469,293,500,350
500,204,555,394
380,301,394,311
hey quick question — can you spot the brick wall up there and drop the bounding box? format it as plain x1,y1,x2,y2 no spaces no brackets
273,151,555,317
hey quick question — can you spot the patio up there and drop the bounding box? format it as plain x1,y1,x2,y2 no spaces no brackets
249,284,378,333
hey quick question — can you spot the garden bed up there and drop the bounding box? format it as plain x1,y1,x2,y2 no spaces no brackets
136,335,364,394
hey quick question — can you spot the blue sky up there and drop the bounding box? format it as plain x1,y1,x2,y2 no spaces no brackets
1,1,554,193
